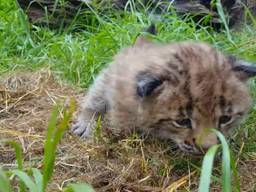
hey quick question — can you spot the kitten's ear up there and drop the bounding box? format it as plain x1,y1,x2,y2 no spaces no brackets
229,55,256,80
146,23,157,35
136,72,163,97
134,24,157,47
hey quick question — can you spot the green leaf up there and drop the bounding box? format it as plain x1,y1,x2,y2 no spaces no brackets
6,141,25,192
215,0,234,44
32,168,43,192
12,170,38,192
198,145,220,192
230,151,240,192
65,183,95,192
0,167,12,192
94,115,102,141
43,105,59,190
43,100,75,190
15,2,35,47
213,129,231,192
243,3,256,28
6,141,23,170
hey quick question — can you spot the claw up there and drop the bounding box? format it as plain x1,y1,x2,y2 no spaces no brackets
71,120,93,139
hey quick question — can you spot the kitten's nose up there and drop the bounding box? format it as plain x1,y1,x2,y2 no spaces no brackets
196,133,219,149
184,138,196,146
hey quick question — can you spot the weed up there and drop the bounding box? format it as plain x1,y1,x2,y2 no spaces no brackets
0,100,94,192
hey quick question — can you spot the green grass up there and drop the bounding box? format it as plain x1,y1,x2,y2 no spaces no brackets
0,100,94,192
1,0,256,191
0,109,234,192
199,129,232,192
1,0,256,86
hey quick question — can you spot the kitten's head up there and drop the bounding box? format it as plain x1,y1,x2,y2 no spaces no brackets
135,40,256,154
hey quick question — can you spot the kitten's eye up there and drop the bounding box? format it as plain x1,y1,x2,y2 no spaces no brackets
219,115,232,125
174,119,192,128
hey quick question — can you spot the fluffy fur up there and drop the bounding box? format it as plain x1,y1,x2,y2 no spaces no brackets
72,35,256,154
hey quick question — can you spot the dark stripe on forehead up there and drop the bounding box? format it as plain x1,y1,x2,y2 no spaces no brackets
219,96,226,107
165,56,182,87
169,54,187,77
195,72,205,85
219,96,233,113
178,107,185,117
227,105,233,113
219,96,226,114
194,105,205,115
167,60,179,71
178,103,193,118
165,73,180,87
173,53,184,65
186,103,193,117
184,74,194,114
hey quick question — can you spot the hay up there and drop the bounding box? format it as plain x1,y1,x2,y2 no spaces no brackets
0,70,255,191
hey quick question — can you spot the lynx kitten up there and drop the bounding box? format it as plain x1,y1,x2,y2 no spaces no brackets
72,29,256,154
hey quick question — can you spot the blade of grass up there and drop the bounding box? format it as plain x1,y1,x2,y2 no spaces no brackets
12,170,38,192
212,129,231,192
6,141,23,170
15,1,35,48
0,167,12,192
215,0,234,44
32,168,43,192
51,102,75,148
198,144,220,192
190,161,222,184
65,183,95,192
230,151,240,192
43,105,59,191
6,141,25,192
94,115,102,141
242,2,256,28
43,99,75,190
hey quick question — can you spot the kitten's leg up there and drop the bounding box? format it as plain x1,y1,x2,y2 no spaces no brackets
107,106,137,138
72,72,108,138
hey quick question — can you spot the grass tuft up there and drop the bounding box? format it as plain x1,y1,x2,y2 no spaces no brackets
6,141,25,192
199,145,220,192
199,129,233,192
0,99,94,191
42,101,75,190
0,167,12,192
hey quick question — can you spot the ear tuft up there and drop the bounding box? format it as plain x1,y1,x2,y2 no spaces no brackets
233,64,256,78
136,72,162,97
229,55,256,80
146,23,157,36
133,24,157,47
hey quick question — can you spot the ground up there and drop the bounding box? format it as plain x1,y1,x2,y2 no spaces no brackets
0,70,256,191
1,0,256,191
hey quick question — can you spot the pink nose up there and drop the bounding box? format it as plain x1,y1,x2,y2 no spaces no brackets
184,138,196,146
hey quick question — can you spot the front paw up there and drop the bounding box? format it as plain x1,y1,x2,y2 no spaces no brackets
71,120,93,139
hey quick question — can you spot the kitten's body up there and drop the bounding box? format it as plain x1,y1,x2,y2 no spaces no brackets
72,35,256,154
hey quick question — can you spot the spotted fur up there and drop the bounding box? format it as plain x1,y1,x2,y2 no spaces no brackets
72,35,256,154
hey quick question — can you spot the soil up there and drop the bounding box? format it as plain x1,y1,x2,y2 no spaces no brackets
0,70,255,191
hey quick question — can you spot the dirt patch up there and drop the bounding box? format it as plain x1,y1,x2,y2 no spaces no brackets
239,160,256,191
0,70,255,191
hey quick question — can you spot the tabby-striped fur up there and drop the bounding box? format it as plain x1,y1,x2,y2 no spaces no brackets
72,36,256,154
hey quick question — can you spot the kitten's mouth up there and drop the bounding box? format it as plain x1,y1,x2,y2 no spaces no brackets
178,143,205,156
